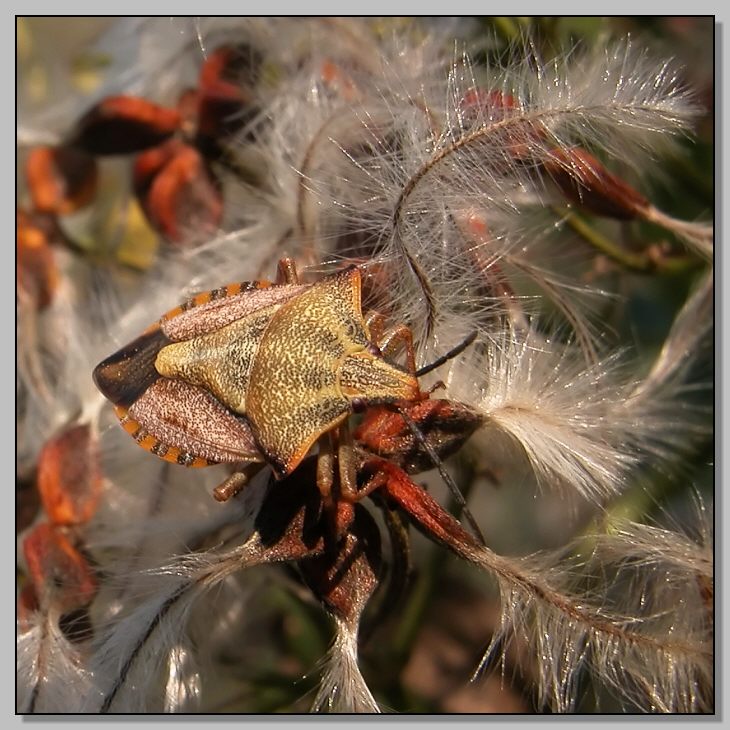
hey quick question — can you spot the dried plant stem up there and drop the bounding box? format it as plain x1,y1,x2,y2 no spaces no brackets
559,209,706,274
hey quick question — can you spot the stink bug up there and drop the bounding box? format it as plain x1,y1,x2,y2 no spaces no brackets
93,259,424,527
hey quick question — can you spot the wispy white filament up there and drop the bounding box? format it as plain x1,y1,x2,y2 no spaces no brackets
311,617,380,713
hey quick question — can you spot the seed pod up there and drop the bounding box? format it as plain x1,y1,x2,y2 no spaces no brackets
70,95,181,155
25,145,98,215
460,88,519,122
299,505,382,630
544,146,649,220
36,424,101,527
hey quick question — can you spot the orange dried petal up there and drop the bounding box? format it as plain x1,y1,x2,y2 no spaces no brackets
143,145,223,244
71,95,181,155
25,145,98,215
132,138,185,202
36,424,101,526
17,209,59,310
196,45,258,140
22,523,96,613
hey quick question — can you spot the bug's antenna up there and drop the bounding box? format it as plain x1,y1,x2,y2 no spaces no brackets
416,331,477,377
396,406,486,546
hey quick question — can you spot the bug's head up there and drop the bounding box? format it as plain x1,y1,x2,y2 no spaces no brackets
339,349,420,407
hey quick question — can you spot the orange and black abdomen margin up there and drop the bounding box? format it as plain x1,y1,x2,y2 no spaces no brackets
114,403,212,468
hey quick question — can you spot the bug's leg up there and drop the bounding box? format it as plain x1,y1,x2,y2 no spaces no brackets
337,422,387,502
336,421,358,501
316,431,335,511
377,324,418,378
354,468,388,500
364,311,387,343
318,431,355,538
212,463,264,502
369,458,478,549
275,257,300,285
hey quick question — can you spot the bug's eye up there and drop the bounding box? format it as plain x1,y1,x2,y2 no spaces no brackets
351,397,367,413
367,342,382,357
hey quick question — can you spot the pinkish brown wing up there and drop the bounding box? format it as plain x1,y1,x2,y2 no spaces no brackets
125,377,263,466
160,282,309,341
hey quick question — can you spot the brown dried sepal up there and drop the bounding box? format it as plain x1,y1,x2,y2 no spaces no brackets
132,138,185,203
17,208,60,310
17,583,40,630
253,459,328,562
142,144,223,244
299,505,382,630
320,59,359,102
196,44,259,141
17,474,41,534
459,88,541,162
70,95,181,155
354,399,484,474
37,424,101,527
25,145,98,215
22,523,97,614
460,88,519,122
544,146,649,220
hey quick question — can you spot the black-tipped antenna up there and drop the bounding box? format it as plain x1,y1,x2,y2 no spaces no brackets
396,406,486,546
416,331,477,377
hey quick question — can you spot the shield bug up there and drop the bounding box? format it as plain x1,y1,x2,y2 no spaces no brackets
93,259,423,526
